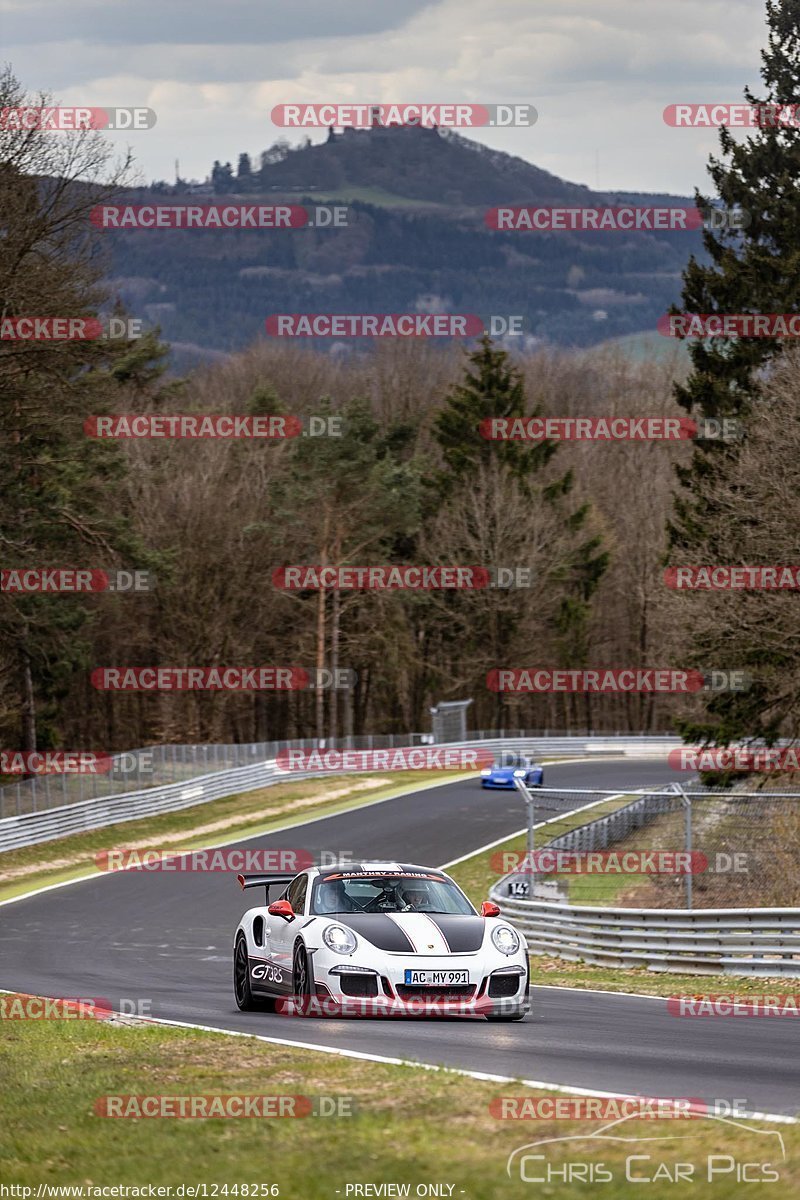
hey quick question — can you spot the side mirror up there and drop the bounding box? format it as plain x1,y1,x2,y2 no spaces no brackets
268,899,295,921
481,901,501,917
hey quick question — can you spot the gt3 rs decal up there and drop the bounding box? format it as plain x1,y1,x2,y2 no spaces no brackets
248,957,289,991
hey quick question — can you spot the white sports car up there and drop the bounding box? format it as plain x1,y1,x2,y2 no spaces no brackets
233,861,530,1020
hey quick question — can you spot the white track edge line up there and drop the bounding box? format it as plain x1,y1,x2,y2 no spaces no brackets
0,757,600,908
0,993,792,1125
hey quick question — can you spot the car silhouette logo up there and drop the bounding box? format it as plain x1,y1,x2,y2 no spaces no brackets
506,1111,787,1178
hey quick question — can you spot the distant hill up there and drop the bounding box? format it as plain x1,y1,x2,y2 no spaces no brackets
100,125,703,364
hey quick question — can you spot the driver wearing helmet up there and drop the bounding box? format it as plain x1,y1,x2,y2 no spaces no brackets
315,879,357,914
399,884,433,911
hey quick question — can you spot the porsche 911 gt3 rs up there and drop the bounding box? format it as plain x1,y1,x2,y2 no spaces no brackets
233,861,529,1020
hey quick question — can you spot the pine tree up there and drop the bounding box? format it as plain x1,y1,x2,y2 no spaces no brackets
432,335,555,490
0,67,167,753
671,0,800,554
668,0,800,746
432,338,608,725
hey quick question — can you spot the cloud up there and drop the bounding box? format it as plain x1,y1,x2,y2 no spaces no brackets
2,0,770,192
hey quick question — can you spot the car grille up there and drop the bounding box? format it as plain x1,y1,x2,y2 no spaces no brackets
339,974,379,998
395,985,475,1001
488,974,521,998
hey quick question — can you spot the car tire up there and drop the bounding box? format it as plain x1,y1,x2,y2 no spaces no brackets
292,942,312,1009
233,933,258,1011
234,933,277,1012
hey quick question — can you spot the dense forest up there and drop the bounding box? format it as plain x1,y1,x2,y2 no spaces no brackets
4,0,800,760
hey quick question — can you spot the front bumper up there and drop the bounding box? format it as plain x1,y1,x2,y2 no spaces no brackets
299,954,529,1018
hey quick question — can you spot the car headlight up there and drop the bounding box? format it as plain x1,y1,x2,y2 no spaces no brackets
481,768,492,776
491,925,521,955
322,924,357,955
513,769,527,777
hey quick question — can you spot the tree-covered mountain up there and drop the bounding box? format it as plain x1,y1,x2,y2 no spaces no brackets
102,125,704,365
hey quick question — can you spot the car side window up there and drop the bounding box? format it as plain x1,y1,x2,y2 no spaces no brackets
286,873,308,915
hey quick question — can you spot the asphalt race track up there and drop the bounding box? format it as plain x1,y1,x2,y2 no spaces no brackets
1,759,798,1116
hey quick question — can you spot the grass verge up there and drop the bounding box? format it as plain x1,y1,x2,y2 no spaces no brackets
449,797,799,998
1,1014,796,1198
0,771,470,904
448,792,638,903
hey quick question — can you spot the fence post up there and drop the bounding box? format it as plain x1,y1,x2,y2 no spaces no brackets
671,782,692,910
515,776,535,887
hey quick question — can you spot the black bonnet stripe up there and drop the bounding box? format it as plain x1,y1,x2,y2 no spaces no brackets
339,914,416,952
424,916,485,953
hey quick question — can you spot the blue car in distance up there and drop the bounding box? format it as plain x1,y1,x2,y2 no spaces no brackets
480,753,544,789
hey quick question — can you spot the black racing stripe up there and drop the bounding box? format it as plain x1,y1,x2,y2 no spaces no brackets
338,914,416,952
425,916,485,953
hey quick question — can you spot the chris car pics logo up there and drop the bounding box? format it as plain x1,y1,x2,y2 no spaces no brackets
506,1113,785,1184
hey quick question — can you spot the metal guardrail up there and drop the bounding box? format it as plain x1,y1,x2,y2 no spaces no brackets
0,759,291,854
0,729,679,819
0,735,683,854
492,784,800,975
490,893,800,976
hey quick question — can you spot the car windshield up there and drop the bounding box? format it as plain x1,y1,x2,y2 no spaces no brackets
494,754,527,769
310,872,475,916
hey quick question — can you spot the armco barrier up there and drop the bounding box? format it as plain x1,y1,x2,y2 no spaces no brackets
489,891,800,976
0,735,683,854
0,760,288,853
491,783,800,976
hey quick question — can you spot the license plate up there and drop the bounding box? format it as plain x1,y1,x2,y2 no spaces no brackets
403,969,469,986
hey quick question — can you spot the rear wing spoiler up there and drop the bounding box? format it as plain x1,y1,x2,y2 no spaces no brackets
237,872,298,903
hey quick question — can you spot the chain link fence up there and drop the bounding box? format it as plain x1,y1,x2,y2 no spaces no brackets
502,783,800,909
0,729,676,819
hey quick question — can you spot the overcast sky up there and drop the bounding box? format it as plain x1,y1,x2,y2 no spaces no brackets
2,0,768,194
